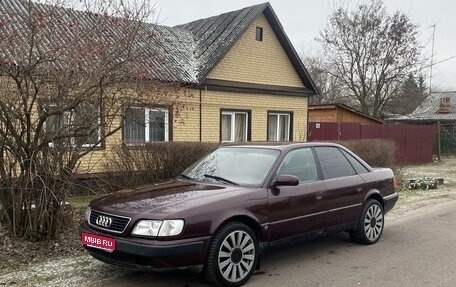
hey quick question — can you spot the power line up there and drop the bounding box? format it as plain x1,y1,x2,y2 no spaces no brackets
432,56,456,66
422,55,456,69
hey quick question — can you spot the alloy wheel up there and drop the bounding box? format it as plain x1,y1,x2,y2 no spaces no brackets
364,204,384,241
218,230,255,283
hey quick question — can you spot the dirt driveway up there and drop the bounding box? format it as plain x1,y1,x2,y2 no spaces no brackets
1,157,456,287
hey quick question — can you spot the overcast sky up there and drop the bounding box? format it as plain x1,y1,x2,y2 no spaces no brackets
154,0,456,91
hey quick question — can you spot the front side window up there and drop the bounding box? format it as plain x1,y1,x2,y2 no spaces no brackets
221,110,249,142
315,147,355,179
268,112,291,141
124,107,169,143
276,148,318,182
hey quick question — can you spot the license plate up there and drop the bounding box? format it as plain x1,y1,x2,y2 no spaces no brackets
81,232,116,252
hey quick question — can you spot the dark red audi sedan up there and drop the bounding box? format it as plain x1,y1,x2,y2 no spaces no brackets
81,142,398,286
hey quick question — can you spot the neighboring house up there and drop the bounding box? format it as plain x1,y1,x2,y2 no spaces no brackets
388,91,456,154
0,2,318,173
389,92,456,124
308,104,383,124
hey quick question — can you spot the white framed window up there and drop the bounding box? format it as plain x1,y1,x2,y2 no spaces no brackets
221,110,249,142
268,112,291,142
46,103,101,148
124,107,169,143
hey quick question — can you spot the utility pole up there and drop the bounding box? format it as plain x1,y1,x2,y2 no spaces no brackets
429,24,436,94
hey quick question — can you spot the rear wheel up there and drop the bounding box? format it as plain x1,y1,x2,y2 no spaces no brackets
205,222,258,287
350,199,384,245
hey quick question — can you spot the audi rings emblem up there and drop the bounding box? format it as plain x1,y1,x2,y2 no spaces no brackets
95,215,113,228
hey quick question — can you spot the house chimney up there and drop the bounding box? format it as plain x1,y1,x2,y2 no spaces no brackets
439,97,451,113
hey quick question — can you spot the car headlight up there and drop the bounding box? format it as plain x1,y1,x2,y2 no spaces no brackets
132,220,162,237
131,219,184,237
85,207,91,222
158,220,185,237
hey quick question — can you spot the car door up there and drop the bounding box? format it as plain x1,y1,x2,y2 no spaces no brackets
314,146,365,228
268,148,327,241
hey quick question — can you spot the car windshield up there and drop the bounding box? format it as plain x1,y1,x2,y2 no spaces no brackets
182,147,280,187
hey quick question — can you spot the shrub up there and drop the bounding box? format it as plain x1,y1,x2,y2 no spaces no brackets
338,139,405,187
103,142,219,189
339,139,396,168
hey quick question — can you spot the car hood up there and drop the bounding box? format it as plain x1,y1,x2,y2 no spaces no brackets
90,180,246,217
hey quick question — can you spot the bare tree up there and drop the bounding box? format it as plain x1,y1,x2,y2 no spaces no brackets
301,53,350,105
0,0,183,240
318,0,424,118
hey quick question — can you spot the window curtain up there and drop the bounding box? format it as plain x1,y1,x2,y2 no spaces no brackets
149,110,165,141
278,114,289,141
221,114,232,142
268,114,278,141
74,103,100,146
125,108,145,143
235,113,247,142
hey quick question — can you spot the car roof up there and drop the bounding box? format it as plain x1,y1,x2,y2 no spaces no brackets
221,142,344,151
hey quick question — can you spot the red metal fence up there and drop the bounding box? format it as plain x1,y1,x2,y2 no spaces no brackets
308,123,435,164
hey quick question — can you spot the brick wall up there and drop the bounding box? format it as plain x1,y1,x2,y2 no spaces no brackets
197,89,308,142
158,87,310,143
79,87,309,173
207,14,304,88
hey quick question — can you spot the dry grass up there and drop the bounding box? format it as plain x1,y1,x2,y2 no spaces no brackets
388,156,456,220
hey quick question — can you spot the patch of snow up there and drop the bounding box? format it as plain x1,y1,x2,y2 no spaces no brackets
0,255,126,287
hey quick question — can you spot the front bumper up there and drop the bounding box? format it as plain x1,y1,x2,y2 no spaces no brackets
80,223,211,270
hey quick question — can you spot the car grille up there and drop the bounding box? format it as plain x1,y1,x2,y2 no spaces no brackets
89,210,131,233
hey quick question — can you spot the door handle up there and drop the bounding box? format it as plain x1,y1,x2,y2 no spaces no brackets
315,193,323,200
356,186,362,192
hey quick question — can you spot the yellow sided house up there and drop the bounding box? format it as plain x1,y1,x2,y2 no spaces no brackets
0,1,318,174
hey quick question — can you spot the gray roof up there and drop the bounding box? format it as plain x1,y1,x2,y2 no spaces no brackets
0,0,197,83
176,3,268,81
392,92,456,121
0,0,318,93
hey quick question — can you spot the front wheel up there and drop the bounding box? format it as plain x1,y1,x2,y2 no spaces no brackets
204,222,259,287
350,199,384,245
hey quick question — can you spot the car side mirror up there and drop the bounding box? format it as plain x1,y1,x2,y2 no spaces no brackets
272,174,299,187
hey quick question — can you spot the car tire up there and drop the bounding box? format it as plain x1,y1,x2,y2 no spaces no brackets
204,222,259,287
350,199,384,245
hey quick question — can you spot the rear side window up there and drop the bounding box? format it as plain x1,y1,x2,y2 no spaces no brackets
341,149,370,174
315,147,355,179
276,148,318,182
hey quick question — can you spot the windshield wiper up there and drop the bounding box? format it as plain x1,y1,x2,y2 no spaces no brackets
178,174,194,181
204,174,239,186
